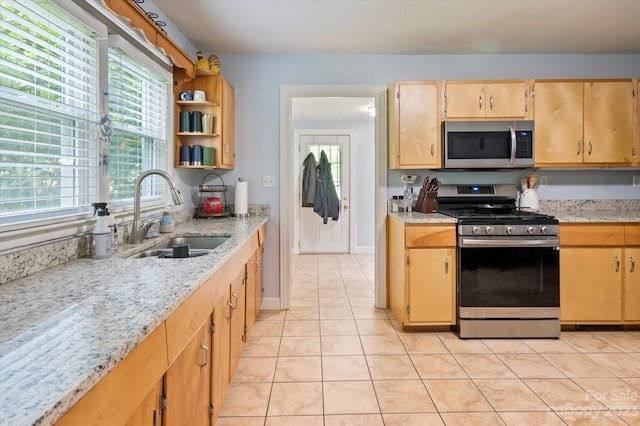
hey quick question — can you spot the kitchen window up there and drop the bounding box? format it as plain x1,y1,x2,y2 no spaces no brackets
0,0,173,250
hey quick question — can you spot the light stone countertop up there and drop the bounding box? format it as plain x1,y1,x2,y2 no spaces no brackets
387,212,457,224
0,215,268,426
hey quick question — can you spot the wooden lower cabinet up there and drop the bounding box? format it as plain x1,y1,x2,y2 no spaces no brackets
388,216,456,329
124,378,163,426
624,247,640,321
164,322,211,426
407,248,456,324
229,268,246,379
559,223,640,325
560,247,622,323
211,292,231,424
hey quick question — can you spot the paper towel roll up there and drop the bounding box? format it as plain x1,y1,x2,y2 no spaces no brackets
234,179,248,217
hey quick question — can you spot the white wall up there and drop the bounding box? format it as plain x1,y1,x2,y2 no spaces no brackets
185,52,640,301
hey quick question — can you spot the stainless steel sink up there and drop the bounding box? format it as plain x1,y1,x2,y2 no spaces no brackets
129,235,230,259
151,236,230,250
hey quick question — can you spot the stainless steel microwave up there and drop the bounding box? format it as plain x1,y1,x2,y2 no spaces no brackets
443,120,534,169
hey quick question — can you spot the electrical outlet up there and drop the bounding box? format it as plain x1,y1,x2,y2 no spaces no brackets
538,176,548,187
634,175,640,187
262,175,275,188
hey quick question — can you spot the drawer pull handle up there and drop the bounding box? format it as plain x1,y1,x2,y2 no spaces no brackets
577,141,581,156
200,341,208,367
588,140,593,155
444,257,449,274
614,256,620,272
489,95,494,110
631,256,635,273
479,95,483,110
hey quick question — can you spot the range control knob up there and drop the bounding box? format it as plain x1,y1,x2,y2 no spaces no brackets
485,226,495,235
505,225,515,235
540,226,548,235
472,226,481,235
527,225,537,235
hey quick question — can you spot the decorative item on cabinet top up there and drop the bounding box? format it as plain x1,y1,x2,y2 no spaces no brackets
194,51,221,75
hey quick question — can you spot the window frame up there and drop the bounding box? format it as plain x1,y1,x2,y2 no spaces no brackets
0,0,175,252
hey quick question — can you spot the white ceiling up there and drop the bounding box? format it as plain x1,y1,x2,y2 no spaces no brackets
151,0,640,121
152,0,640,55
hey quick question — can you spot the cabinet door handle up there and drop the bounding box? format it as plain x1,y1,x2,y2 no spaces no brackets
200,341,209,368
444,257,449,274
588,140,593,155
479,95,483,110
489,95,494,110
430,144,435,156
630,256,635,273
615,256,620,272
577,141,582,156
231,292,239,310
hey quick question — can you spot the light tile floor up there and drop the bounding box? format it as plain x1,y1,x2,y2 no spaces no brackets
216,254,640,425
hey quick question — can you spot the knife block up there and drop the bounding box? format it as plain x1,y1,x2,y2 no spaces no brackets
416,192,438,213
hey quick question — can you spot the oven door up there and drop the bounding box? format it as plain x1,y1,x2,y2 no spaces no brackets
457,236,560,319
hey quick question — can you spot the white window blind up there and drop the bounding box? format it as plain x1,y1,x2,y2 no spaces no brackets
0,0,99,225
107,45,169,207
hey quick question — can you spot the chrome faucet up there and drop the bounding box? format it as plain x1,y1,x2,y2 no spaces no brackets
129,169,184,244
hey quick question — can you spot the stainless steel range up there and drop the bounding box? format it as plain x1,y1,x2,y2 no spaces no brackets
438,184,560,339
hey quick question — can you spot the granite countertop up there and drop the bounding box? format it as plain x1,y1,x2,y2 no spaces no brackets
388,212,457,224
0,215,268,426
389,205,640,225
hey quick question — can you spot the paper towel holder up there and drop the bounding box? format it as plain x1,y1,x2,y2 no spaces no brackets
233,177,250,219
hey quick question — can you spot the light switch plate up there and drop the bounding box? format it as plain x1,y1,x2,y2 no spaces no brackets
262,175,275,188
538,176,548,187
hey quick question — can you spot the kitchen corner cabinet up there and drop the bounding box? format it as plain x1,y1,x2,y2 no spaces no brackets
560,224,640,325
174,71,235,169
534,80,636,167
388,81,442,169
443,80,533,119
388,216,456,329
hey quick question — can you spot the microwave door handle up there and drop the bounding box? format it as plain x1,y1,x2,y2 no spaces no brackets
508,125,516,166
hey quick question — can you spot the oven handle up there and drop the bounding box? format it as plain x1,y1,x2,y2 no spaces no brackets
509,125,516,166
459,237,560,248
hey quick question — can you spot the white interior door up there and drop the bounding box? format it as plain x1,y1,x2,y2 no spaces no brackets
298,132,350,253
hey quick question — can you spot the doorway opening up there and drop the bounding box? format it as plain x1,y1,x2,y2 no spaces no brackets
280,85,388,310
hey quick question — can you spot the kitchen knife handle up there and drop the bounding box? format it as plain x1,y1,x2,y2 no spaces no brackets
614,256,620,272
630,256,635,273
577,141,582,156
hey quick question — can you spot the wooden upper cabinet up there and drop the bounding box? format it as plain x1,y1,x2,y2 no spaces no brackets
388,81,441,169
635,79,639,165
534,81,584,164
583,80,635,164
444,81,531,119
534,80,635,167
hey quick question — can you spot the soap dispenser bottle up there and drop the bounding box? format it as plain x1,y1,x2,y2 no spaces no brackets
159,209,174,233
92,202,111,258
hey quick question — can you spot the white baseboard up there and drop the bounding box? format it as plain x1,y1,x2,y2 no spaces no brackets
259,297,282,310
353,246,375,254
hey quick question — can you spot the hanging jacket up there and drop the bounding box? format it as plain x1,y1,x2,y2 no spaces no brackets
313,150,340,224
301,152,317,207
